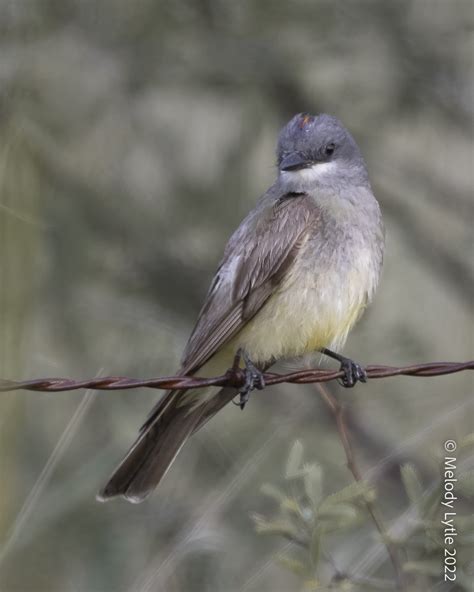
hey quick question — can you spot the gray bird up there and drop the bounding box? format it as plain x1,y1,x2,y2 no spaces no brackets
98,112,385,503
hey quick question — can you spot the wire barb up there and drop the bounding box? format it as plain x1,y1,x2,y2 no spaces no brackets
0,361,472,393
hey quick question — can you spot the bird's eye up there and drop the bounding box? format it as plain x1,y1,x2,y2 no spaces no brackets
325,143,336,156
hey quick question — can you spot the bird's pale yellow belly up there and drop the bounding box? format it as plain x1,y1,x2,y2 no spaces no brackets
228,249,374,365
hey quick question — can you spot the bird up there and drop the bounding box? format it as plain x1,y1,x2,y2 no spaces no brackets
98,112,385,503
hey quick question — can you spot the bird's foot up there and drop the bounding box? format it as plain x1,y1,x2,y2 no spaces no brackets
321,348,367,388
232,350,265,410
338,357,367,388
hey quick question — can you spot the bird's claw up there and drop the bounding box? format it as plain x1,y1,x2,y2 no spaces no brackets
232,352,265,410
338,358,367,388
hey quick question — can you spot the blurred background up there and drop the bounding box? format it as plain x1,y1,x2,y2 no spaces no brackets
0,1,472,590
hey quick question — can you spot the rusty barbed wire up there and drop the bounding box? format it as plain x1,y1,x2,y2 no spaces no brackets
0,360,472,393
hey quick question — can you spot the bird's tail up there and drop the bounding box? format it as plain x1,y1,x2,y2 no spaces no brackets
97,385,236,503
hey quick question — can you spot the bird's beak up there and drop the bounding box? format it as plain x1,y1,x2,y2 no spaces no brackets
280,153,313,172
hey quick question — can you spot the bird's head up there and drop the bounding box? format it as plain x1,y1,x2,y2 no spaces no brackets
276,113,368,191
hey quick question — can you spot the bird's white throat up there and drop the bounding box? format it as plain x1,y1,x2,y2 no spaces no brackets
280,161,339,191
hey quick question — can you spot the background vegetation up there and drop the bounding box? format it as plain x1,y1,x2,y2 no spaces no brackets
0,1,472,590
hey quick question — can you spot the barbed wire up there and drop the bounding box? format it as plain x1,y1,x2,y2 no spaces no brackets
0,360,472,393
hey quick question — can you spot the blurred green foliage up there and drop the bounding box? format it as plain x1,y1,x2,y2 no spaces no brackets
254,440,474,590
0,1,472,591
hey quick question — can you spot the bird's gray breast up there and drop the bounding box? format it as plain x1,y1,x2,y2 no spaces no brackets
305,195,383,302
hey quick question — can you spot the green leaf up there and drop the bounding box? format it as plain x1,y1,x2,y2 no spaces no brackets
300,577,322,591
318,503,358,520
303,463,323,509
286,440,304,479
253,515,302,540
276,554,308,577
318,481,374,512
260,483,286,503
280,496,304,517
400,464,424,507
318,503,362,531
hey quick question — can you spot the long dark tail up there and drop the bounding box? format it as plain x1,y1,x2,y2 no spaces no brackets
97,386,237,503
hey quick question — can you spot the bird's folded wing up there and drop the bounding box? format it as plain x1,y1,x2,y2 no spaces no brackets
181,192,318,374
98,193,319,501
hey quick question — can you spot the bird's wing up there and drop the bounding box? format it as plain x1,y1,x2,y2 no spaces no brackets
181,191,318,374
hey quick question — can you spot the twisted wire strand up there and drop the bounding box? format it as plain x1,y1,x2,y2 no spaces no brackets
0,361,472,393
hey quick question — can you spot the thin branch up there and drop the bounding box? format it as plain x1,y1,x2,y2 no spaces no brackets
315,383,406,591
0,360,472,393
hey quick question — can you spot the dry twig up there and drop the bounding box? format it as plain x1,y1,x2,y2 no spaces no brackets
316,383,406,590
